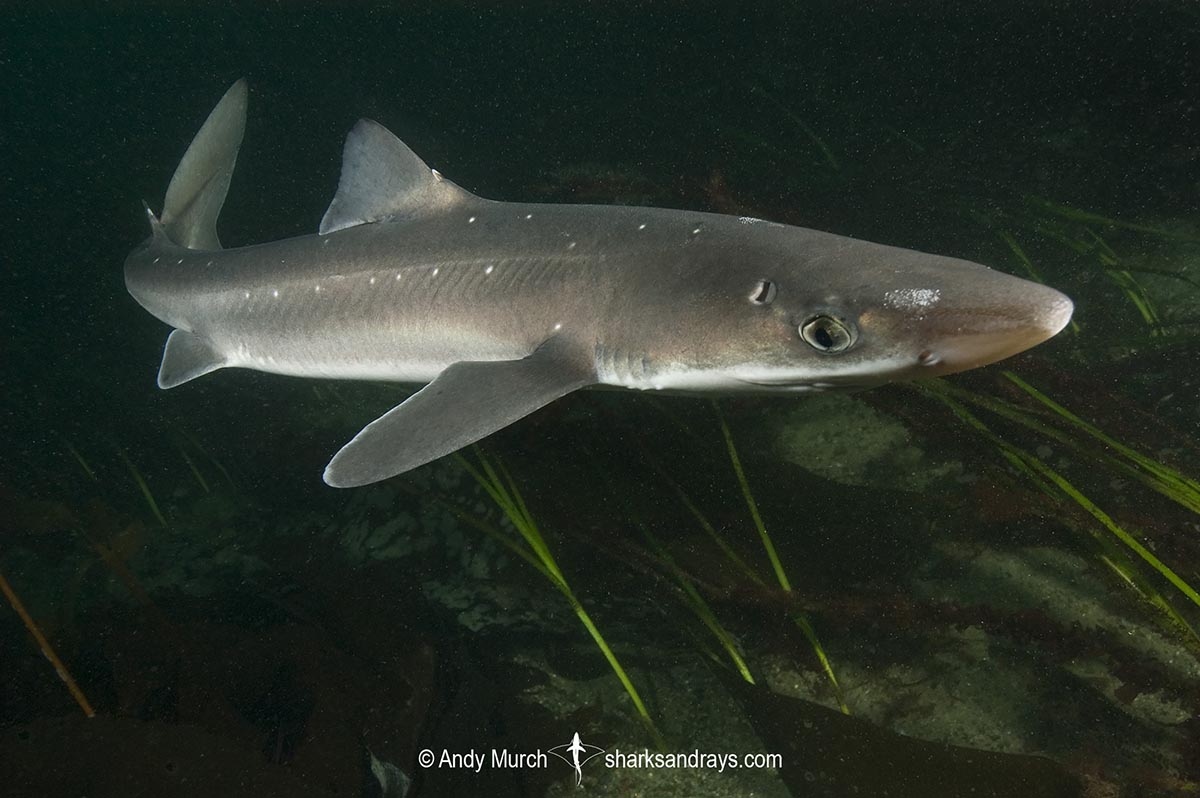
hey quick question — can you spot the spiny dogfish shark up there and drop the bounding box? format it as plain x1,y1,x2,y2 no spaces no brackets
125,80,1074,487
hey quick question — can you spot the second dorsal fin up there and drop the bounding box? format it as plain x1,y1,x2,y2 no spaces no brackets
318,119,479,235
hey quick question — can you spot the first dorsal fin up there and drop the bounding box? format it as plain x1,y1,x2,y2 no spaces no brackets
319,119,479,235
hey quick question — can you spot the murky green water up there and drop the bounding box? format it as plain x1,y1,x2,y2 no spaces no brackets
3,5,1199,797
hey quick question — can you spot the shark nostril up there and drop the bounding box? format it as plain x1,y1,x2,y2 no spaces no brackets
918,350,940,366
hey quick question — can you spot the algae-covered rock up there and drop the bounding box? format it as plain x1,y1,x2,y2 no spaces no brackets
773,394,964,491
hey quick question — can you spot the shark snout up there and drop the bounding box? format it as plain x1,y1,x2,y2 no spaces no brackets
1032,289,1075,337
916,281,1074,376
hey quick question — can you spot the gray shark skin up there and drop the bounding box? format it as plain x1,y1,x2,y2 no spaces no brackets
125,80,1074,487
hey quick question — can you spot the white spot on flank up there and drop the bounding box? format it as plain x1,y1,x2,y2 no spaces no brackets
243,291,250,299
553,322,563,331
432,267,440,276
153,257,160,264
638,223,647,230
485,265,494,275
206,261,213,267
395,272,402,280
525,213,533,220
272,289,279,298
883,287,942,310
314,285,321,293
369,276,376,285
468,216,476,223
177,258,183,265
692,227,702,235
567,241,577,250
323,238,331,246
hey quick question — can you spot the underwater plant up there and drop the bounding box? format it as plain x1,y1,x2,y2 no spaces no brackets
456,448,666,748
0,568,94,718
713,402,848,713
917,375,1200,645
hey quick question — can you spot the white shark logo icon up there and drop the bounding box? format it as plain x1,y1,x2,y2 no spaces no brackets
548,732,606,786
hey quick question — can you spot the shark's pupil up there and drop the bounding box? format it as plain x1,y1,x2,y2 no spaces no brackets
800,315,853,353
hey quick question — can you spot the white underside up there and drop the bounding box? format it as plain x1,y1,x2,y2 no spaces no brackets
596,355,921,393
226,348,447,383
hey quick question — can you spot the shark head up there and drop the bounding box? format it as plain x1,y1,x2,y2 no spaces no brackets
626,222,1073,393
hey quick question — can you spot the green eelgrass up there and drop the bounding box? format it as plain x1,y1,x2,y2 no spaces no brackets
882,125,925,153
984,211,1173,338
176,428,237,490
724,127,794,162
715,408,790,592
1113,265,1200,292
1011,218,1161,335
927,377,1200,517
1027,196,1200,243
59,437,98,482
643,454,761,584
594,442,759,683
1106,269,1162,333
178,445,211,494
713,402,849,714
998,230,1049,284
919,381,1200,616
638,523,756,684
639,447,837,690
1008,205,1182,335
997,230,1081,335
457,449,666,748
115,448,168,529
1001,372,1200,513
750,85,841,171
1100,554,1200,646
1081,229,1163,334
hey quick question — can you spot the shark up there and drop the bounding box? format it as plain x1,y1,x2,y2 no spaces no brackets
125,80,1074,488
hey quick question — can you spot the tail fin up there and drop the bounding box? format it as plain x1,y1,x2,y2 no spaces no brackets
158,79,248,250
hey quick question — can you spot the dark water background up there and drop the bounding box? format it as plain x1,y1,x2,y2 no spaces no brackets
2,3,1199,797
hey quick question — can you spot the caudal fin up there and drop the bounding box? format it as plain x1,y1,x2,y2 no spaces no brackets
158,79,248,250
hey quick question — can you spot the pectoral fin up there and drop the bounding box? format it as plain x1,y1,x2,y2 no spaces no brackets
157,329,226,389
323,339,592,488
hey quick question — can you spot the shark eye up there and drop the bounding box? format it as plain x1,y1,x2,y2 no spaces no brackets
800,315,854,353
749,279,777,305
